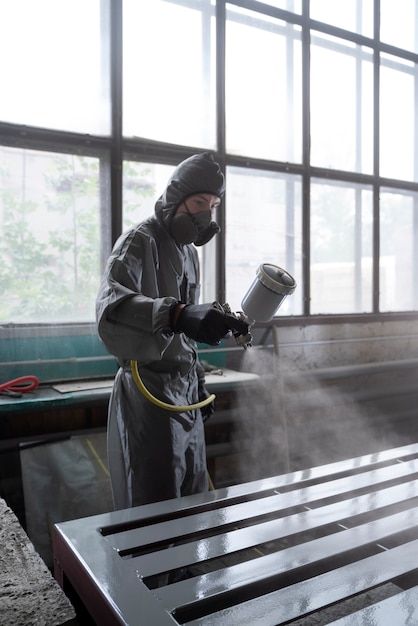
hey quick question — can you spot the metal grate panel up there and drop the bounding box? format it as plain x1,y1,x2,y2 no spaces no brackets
54,443,418,625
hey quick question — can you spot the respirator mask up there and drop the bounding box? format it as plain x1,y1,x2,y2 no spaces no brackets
170,201,220,246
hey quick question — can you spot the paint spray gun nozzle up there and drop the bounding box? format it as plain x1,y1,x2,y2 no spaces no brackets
213,301,253,349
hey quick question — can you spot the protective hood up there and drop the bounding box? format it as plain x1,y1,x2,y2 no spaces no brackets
155,152,225,231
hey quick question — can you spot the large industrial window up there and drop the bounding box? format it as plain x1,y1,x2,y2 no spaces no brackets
225,167,302,315
225,6,302,163
123,1,216,148
1,0,418,383
0,0,109,135
0,146,102,324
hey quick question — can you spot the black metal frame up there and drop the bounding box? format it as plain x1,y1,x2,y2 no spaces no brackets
1,0,418,325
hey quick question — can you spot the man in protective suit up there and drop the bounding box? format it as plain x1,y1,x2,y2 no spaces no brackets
96,152,248,509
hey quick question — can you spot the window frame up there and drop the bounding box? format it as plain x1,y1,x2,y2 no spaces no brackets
1,0,418,385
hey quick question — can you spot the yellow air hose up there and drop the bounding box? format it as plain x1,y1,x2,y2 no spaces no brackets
130,360,216,412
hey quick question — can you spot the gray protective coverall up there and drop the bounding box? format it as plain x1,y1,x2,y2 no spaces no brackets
96,153,225,509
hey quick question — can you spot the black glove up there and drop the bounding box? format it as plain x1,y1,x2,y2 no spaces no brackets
174,303,249,346
198,378,215,422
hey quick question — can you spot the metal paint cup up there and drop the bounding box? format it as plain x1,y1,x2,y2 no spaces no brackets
241,263,296,325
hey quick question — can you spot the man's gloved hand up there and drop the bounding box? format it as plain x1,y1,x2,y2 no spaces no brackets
198,378,215,422
173,303,249,346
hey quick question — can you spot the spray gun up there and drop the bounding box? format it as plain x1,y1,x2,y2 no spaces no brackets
131,263,296,411
216,263,297,349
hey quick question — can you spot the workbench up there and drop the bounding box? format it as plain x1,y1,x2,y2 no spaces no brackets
0,368,261,527
53,442,418,625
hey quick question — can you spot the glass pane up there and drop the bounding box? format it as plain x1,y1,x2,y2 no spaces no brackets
311,33,373,173
122,162,173,233
310,180,373,314
380,190,418,312
0,0,110,134
380,54,417,182
380,0,418,53
225,167,302,316
0,147,101,323
226,6,302,162
123,0,216,148
310,0,373,37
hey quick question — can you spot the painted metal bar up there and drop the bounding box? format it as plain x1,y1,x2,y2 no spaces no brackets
157,508,418,610
116,480,418,578
184,540,418,626
97,442,418,533
325,586,418,626
103,457,418,555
